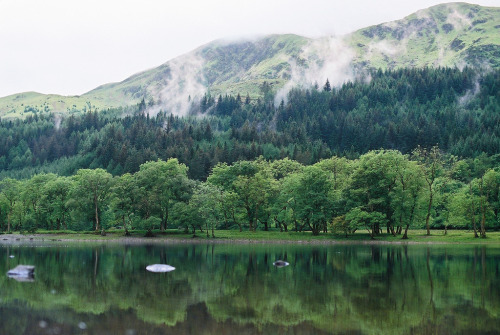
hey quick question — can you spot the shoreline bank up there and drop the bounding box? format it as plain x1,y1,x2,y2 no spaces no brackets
0,232,498,246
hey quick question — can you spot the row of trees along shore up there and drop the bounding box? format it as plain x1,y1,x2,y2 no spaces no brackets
1,147,499,239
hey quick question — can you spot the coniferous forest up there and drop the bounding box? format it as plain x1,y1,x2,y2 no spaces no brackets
1,67,500,236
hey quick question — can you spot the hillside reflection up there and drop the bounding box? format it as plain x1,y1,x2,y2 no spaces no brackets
0,243,499,335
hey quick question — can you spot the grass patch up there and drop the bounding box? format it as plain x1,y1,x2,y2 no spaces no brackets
7,229,500,245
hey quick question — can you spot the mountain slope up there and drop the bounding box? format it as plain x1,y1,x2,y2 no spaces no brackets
1,2,499,119
84,34,309,114
349,2,500,69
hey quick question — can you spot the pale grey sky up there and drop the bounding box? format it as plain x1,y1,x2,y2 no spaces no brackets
0,0,498,97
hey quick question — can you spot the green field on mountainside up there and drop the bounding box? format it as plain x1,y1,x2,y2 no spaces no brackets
1,3,499,120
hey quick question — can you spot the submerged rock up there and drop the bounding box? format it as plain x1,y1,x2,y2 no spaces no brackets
7,265,35,281
146,264,175,273
7,265,34,276
273,260,289,268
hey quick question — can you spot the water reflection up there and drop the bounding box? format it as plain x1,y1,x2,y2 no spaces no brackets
0,243,499,334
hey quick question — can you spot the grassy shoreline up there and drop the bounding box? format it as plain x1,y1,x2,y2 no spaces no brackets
1,229,499,245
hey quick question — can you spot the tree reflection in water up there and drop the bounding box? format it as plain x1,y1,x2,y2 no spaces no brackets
0,243,499,335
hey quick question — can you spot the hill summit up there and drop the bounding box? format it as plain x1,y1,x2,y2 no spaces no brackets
1,2,499,119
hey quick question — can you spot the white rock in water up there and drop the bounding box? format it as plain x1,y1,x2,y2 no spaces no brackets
146,264,175,273
7,265,35,277
273,260,289,268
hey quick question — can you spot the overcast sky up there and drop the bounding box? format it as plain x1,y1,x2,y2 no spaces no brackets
0,0,498,97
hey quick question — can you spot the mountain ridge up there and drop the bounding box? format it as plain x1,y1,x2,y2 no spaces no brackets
1,2,499,119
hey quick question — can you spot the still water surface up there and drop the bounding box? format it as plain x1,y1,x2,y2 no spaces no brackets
0,242,499,335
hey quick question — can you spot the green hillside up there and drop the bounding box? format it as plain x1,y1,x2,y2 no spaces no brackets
349,2,500,69
1,2,499,119
0,92,106,120
0,34,310,120
85,34,309,108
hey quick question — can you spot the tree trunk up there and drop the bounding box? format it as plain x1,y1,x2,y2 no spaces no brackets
480,197,486,238
160,213,166,232
245,205,253,231
472,207,478,238
63,213,68,230
94,195,100,232
253,206,260,232
425,191,433,236
369,224,374,239
479,178,486,238
470,182,478,238
299,221,307,232
274,207,287,232
163,209,169,232
223,210,229,229
6,200,16,233
7,211,11,233
231,211,242,232
126,214,133,236
402,224,410,239
123,215,130,236
310,223,319,236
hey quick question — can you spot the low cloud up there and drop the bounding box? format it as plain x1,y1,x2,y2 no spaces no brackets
54,114,62,130
446,7,472,30
147,53,207,117
275,36,356,105
458,78,480,106
368,39,406,57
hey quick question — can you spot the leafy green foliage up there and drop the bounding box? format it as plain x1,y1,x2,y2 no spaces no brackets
1,244,500,334
70,168,114,231
1,67,500,237
1,149,499,238
2,67,500,183
134,158,193,232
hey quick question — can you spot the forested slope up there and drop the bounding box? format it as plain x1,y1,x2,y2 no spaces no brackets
1,67,500,235
1,67,499,181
